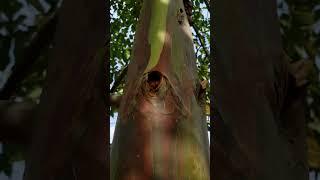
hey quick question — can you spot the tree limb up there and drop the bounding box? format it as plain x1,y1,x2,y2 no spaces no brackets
0,94,122,144
289,60,313,87
0,12,58,99
110,66,128,93
192,24,210,60
204,0,210,10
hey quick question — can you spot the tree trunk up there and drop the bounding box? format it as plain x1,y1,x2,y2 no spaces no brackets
110,0,209,179
23,0,107,179
212,0,308,179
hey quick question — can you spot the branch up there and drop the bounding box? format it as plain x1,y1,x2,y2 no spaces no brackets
183,0,209,60
110,66,128,93
192,24,210,60
204,0,210,10
0,12,58,99
0,95,122,144
283,52,314,88
289,60,313,87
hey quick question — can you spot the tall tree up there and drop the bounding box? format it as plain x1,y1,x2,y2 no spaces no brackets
110,0,209,179
212,0,309,179
23,0,108,179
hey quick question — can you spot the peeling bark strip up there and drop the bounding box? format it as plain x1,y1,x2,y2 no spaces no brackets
110,0,209,179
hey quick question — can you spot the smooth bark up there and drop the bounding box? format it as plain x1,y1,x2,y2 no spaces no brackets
213,0,308,179
23,0,107,179
110,0,209,179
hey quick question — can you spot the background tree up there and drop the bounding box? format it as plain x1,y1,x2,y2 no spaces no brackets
0,0,108,179
0,0,60,178
278,0,320,172
213,0,320,179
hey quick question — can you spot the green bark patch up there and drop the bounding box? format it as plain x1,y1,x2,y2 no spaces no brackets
144,0,169,73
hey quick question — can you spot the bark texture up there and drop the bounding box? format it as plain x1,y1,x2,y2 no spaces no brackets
23,0,107,179
0,100,36,144
110,0,209,179
212,0,308,179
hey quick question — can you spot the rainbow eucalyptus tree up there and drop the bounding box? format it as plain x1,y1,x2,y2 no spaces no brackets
110,0,209,179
